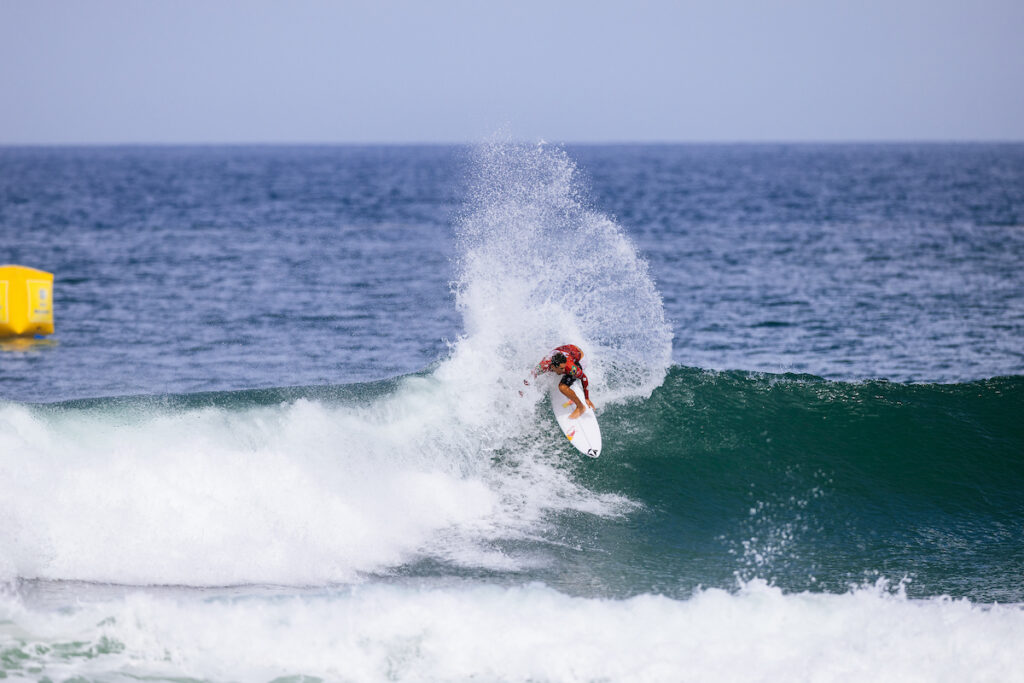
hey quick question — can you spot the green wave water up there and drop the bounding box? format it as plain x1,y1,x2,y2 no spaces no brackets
576,367,1024,601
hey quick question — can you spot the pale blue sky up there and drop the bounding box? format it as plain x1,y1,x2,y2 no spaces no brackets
2,0,1022,144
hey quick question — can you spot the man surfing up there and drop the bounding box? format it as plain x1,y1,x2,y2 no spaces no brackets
523,344,595,419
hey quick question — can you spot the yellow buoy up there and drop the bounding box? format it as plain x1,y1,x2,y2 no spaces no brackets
0,265,55,337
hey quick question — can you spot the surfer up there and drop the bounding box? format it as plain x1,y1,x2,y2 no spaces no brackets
523,344,595,419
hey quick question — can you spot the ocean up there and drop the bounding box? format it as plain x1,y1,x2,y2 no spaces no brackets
1,142,1023,682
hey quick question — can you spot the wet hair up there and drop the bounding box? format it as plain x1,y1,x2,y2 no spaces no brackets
551,352,567,366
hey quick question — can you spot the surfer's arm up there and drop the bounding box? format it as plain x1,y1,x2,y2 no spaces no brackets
571,368,595,409
524,359,551,386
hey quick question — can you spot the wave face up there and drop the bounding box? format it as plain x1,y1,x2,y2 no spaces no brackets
2,369,1021,602
597,367,1024,601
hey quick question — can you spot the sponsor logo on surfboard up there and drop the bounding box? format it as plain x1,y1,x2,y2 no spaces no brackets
567,427,576,441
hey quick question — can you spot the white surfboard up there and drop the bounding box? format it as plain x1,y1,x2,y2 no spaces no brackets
550,383,602,458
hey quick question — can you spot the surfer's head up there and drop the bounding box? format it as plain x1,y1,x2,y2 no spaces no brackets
550,352,567,371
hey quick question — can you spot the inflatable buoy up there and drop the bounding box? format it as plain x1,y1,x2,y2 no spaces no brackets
0,265,54,337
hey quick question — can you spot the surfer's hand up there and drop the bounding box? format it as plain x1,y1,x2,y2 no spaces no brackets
587,399,595,411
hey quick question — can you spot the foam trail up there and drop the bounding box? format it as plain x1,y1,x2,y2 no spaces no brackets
2,581,1022,682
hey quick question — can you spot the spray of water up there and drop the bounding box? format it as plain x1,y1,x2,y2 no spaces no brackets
445,139,673,407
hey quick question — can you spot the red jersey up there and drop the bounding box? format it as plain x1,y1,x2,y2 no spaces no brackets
531,344,590,400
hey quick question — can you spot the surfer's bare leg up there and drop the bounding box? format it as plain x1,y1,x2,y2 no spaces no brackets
559,383,586,419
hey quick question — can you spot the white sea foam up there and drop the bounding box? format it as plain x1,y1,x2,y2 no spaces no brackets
2,581,1022,682
0,390,628,586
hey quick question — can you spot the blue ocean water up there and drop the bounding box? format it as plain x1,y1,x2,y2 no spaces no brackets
1,143,1023,681
4,144,1021,402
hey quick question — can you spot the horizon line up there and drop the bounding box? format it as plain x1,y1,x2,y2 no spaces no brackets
3,138,1024,148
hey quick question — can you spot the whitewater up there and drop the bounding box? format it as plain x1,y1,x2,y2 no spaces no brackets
2,142,1023,681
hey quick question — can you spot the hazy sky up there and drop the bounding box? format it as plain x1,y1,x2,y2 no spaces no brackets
2,0,1022,144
